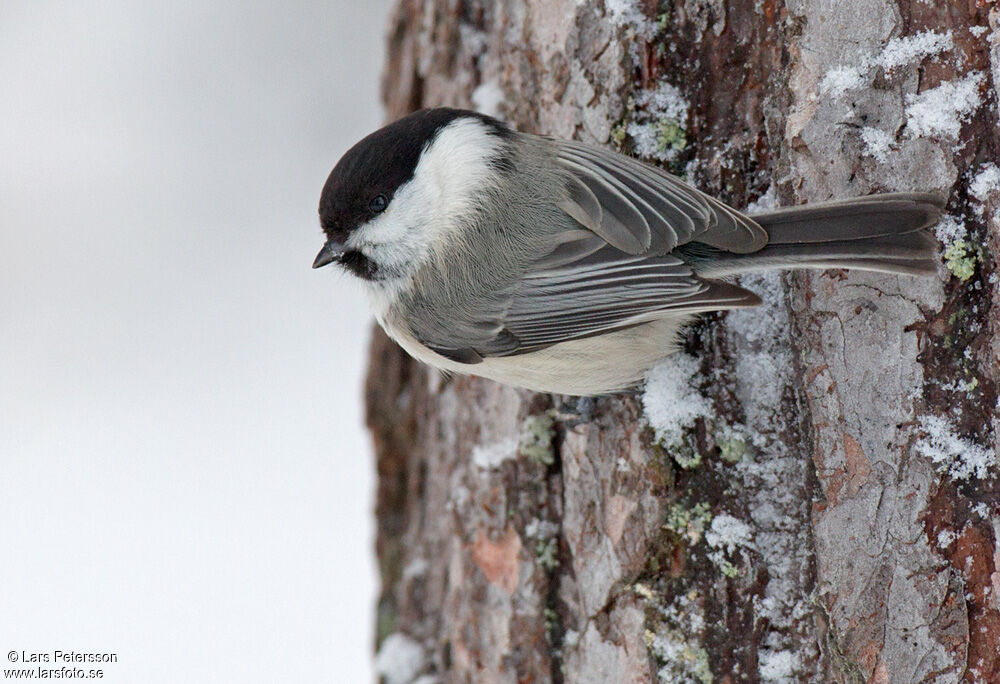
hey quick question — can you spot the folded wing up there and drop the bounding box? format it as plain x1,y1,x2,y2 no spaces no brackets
413,139,765,364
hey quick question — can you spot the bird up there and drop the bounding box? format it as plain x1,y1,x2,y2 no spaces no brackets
313,107,942,396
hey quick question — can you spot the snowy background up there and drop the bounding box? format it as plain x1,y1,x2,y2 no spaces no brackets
1,1,389,681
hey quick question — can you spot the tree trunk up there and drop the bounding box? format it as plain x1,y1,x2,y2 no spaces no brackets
366,1,1000,682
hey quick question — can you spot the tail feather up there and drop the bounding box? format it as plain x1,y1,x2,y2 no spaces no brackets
694,193,943,277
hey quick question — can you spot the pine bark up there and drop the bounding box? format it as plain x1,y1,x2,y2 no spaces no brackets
367,2,1000,682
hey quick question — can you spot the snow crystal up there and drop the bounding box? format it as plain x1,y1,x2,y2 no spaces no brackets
658,592,706,634
970,26,989,38
861,127,895,162
458,23,489,59
524,518,558,539
375,633,426,684
626,122,674,161
820,65,865,96
937,528,958,549
821,30,953,96
642,352,712,446
605,0,657,38
402,557,429,580
705,514,754,577
471,80,505,119
759,650,799,681
705,514,754,553
471,438,519,469
651,635,711,684
746,185,778,214
728,272,791,415
648,593,712,684
970,163,1000,207
915,415,996,481
937,216,978,279
627,81,690,162
904,73,984,139
649,634,711,683
636,81,690,122
938,376,979,394
875,30,953,71
934,215,967,244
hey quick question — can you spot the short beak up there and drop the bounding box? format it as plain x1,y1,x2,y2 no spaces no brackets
312,240,346,269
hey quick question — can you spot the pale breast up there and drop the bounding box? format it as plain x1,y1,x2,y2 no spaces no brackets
370,308,691,396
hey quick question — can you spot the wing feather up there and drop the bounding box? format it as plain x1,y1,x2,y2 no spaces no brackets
558,160,650,253
553,139,767,254
491,246,759,355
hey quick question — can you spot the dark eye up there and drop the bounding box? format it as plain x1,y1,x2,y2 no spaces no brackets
369,194,388,213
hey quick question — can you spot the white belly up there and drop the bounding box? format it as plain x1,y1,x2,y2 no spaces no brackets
379,316,692,396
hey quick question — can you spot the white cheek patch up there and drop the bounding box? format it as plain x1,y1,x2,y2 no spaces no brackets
348,179,431,274
416,117,506,244
348,117,507,281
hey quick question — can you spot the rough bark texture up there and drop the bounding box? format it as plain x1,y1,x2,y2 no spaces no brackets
367,2,1000,682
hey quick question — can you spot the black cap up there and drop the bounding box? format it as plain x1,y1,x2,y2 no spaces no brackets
317,108,513,242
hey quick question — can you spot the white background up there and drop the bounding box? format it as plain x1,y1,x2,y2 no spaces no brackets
1,1,390,681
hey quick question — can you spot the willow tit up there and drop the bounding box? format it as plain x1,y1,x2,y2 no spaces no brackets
314,108,941,396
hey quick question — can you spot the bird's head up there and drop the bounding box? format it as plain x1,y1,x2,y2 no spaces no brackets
314,108,514,282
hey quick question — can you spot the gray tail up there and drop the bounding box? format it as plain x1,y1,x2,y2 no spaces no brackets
695,193,944,278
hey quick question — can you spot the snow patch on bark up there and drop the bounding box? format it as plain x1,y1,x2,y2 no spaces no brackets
820,30,954,95
970,162,1000,218
759,649,799,681
727,269,818,679
457,23,488,60
605,0,657,38
375,633,426,684
471,80,506,119
932,214,980,280
877,30,954,71
647,592,712,684
904,73,984,139
705,513,755,577
861,126,896,162
642,352,711,446
471,438,519,469
705,514,755,553
934,215,968,244
820,65,865,97
915,415,996,481
937,528,958,549
626,82,690,162
745,184,778,214
728,272,792,412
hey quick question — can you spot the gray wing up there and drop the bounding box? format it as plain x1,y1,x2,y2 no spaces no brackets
553,139,767,254
494,230,758,354
415,141,765,364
